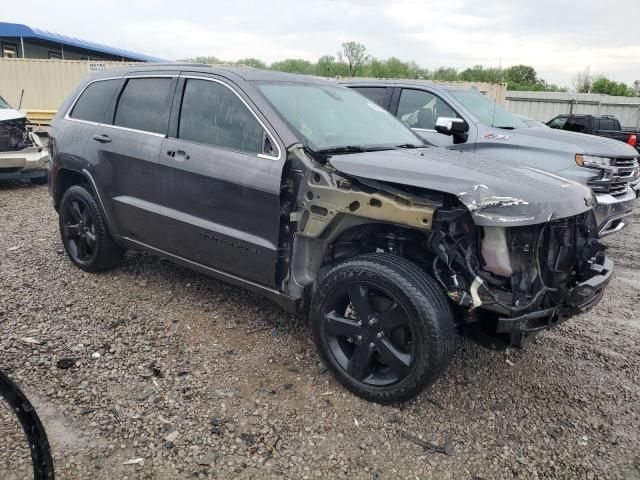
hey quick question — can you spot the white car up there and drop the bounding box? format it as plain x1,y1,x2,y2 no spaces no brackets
0,95,50,184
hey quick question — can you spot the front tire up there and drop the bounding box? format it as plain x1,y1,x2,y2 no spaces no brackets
59,185,123,272
310,253,456,404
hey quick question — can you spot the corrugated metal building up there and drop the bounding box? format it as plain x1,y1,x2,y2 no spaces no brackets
506,91,640,129
0,22,165,62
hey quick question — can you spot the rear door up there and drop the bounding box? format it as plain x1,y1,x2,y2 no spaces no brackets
158,74,285,287
87,75,177,245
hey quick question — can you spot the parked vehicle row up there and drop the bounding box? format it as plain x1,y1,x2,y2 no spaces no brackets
0,94,49,184
341,80,639,236
49,65,614,403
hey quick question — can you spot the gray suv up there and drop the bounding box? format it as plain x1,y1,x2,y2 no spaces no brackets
343,80,639,237
49,65,612,403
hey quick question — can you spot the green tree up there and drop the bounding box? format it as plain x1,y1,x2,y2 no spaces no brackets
338,41,370,77
235,58,267,69
591,76,633,96
430,67,459,81
270,59,314,75
315,55,336,76
632,80,640,97
504,65,537,86
182,56,223,65
460,65,502,83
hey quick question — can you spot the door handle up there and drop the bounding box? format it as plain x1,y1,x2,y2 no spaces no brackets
167,149,190,161
92,134,111,143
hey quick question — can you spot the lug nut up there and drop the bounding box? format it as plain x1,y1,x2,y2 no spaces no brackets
356,335,362,342
368,319,376,326
369,342,375,348
376,332,383,339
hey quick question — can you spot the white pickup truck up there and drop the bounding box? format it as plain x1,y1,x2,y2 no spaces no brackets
0,95,49,184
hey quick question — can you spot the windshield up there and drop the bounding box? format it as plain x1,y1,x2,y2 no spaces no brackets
449,89,526,129
0,95,11,109
258,83,422,151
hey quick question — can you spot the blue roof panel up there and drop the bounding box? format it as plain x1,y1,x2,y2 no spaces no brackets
0,22,168,62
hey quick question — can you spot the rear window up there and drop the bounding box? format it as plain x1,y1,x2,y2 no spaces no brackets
70,79,120,123
596,118,616,130
113,78,173,134
563,117,587,133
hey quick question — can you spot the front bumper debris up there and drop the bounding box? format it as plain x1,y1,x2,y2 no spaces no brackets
593,190,635,236
0,145,50,181
496,256,613,348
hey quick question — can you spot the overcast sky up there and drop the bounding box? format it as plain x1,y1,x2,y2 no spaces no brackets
7,0,639,87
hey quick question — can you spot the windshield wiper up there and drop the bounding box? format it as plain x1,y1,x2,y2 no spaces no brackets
314,145,394,156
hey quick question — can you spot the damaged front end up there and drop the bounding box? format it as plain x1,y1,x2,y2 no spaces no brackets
430,207,611,348
286,146,613,349
0,113,50,181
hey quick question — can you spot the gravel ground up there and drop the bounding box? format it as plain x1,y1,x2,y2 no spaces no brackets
1,183,639,480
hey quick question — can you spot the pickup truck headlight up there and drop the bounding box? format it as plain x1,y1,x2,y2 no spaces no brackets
575,154,612,168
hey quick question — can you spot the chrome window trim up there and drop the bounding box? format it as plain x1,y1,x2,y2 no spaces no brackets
65,75,179,138
64,76,121,123
180,75,282,161
412,127,437,133
65,74,282,161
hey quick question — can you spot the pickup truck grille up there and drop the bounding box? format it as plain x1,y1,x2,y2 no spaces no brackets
588,156,638,196
609,181,629,196
612,157,638,168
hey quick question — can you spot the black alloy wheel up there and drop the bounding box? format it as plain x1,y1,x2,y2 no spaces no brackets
62,197,97,263
58,185,123,272
311,253,456,404
322,281,414,386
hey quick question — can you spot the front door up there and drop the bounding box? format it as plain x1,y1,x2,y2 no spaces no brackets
158,75,284,287
394,88,475,150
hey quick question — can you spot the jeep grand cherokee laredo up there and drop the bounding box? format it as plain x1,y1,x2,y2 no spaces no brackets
49,65,612,404
342,80,639,237
0,95,49,184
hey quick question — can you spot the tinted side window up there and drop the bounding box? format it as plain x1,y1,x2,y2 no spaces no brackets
113,78,173,134
351,87,392,109
563,117,587,133
598,118,615,130
397,89,459,130
178,79,263,154
70,79,120,123
547,116,568,129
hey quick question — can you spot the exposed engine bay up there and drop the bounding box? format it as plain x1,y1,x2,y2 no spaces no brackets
0,111,50,181
283,145,613,349
0,116,34,152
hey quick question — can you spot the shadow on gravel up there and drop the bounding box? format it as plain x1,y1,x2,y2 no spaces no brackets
0,180,43,191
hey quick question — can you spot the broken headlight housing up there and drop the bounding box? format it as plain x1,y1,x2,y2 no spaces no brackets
575,154,612,168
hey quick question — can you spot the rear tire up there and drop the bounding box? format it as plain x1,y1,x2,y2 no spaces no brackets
310,253,456,404
59,185,123,272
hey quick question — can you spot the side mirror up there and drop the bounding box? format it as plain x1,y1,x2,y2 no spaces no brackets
434,117,469,144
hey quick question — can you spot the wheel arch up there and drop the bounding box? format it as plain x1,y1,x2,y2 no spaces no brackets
53,167,88,207
54,167,118,239
288,216,431,301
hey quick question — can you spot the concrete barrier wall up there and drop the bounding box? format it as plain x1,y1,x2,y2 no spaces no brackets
0,58,140,111
506,90,640,129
